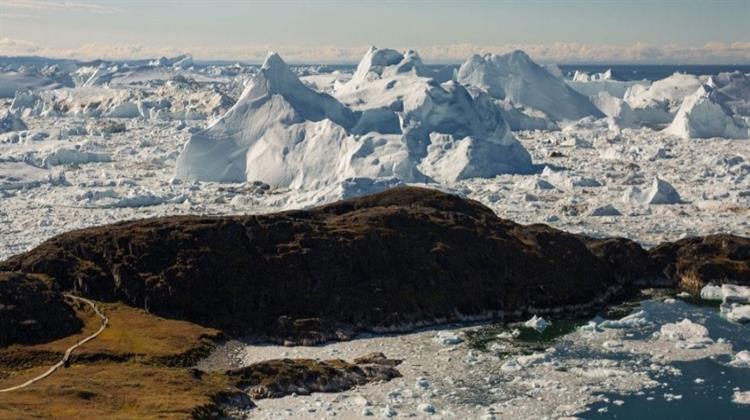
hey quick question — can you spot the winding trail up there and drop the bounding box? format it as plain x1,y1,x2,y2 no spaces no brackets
0,294,108,393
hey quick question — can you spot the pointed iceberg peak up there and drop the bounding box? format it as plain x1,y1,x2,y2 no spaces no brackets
262,51,289,72
256,51,305,95
506,49,531,60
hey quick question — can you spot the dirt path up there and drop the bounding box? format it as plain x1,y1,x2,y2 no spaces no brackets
0,294,108,393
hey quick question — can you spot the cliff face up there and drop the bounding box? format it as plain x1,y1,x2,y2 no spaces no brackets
1,187,748,346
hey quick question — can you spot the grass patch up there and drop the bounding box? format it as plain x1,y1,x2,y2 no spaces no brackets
0,300,231,419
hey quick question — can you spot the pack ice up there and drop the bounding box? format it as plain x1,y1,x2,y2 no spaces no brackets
175,49,534,195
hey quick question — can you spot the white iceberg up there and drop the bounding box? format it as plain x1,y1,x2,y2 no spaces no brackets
457,51,603,122
523,315,550,332
664,84,749,139
175,50,533,198
624,176,682,205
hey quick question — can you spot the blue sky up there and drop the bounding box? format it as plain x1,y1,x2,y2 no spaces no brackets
1,0,749,63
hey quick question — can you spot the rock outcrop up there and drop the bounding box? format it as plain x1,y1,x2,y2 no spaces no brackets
0,272,82,347
1,187,748,346
1,187,627,343
649,234,750,293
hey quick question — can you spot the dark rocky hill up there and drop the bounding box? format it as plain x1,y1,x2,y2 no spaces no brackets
1,187,747,346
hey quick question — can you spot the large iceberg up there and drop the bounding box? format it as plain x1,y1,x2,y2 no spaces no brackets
664,84,749,139
175,50,533,192
456,50,604,122
624,72,704,126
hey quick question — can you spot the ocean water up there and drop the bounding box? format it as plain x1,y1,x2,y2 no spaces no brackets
582,297,750,419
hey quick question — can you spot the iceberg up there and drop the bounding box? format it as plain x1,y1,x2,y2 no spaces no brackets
176,50,533,197
664,84,749,139
456,50,603,122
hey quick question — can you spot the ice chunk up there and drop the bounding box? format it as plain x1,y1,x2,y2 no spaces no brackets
722,284,750,304
722,303,750,323
588,204,622,217
659,319,713,349
433,331,463,345
501,359,523,372
733,391,750,405
700,284,723,301
43,148,112,167
624,176,682,205
729,350,750,368
600,310,650,329
523,315,550,332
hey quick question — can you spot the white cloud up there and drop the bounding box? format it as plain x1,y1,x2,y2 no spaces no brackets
1,37,749,64
1,0,121,14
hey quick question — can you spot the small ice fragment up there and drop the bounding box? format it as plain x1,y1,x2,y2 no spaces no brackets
722,284,750,304
734,391,750,405
729,351,750,368
600,310,649,329
501,359,523,372
694,378,705,384
603,340,624,349
524,315,550,332
434,331,464,345
579,321,600,333
700,284,723,301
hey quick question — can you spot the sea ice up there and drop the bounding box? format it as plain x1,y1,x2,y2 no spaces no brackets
700,284,724,301
733,391,750,405
523,315,550,332
599,310,650,329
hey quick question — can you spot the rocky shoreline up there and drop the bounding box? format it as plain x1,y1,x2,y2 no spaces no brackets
1,186,748,348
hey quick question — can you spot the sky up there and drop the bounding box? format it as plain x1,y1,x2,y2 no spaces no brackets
1,0,750,64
